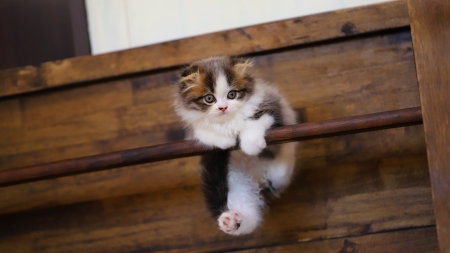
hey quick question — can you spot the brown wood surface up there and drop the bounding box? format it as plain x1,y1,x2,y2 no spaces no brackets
408,0,450,252
0,17,433,252
0,0,409,98
0,164,435,252
234,227,438,253
0,29,422,215
0,107,422,187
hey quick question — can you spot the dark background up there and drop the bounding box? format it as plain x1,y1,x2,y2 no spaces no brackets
0,0,90,70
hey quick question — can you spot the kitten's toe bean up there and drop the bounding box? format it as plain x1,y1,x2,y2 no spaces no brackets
218,210,242,235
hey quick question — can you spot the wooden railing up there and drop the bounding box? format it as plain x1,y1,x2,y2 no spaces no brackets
0,107,422,187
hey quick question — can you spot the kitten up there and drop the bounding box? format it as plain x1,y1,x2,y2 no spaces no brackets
174,56,297,235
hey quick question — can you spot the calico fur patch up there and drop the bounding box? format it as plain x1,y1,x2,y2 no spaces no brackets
178,56,255,111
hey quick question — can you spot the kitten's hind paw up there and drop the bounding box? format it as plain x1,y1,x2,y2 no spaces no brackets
218,210,242,235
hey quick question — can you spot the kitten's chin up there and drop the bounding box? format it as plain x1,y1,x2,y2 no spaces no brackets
211,112,235,122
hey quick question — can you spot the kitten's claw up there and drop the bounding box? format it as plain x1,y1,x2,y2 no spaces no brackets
218,210,242,235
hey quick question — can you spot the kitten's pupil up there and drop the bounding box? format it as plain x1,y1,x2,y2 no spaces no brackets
227,91,237,99
204,94,215,104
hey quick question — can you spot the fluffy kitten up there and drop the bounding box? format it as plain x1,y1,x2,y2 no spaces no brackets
174,56,297,235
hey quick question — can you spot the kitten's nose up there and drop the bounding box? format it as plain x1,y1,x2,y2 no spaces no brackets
218,107,228,112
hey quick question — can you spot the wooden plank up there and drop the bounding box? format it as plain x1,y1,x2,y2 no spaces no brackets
0,29,425,215
0,107,423,187
0,175,435,252
0,99,22,129
0,29,418,169
0,0,409,98
232,227,438,253
0,125,427,216
408,0,450,252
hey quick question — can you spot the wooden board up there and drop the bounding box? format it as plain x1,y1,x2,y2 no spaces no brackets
0,161,435,252
0,0,409,98
0,4,434,252
0,30,423,215
408,0,450,252
233,227,438,253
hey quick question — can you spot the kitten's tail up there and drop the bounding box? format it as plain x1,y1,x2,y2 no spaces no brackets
200,149,230,219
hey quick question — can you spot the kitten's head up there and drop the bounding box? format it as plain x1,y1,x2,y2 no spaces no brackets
176,56,255,121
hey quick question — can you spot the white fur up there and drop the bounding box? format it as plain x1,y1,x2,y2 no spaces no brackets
264,142,297,195
175,80,267,149
219,169,264,235
214,72,230,110
239,113,274,156
174,74,297,236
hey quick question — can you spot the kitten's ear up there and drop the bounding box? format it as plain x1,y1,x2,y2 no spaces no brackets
180,65,200,85
232,58,253,76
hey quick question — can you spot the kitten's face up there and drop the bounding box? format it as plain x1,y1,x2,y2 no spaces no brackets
177,57,255,121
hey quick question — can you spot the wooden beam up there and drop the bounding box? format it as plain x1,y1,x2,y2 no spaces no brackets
408,0,450,252
234,227,438,253
0,0,409,98
0,107,422,187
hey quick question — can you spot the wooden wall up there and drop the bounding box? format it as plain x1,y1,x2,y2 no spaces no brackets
0,1,439,252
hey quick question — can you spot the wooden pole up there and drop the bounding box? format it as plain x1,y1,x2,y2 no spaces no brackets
0,107,422,187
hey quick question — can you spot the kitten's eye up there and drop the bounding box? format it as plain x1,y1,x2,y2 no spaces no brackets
204,94,216,104
227,91,237,99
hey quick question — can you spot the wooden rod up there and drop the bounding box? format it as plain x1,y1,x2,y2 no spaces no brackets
0,107,422,187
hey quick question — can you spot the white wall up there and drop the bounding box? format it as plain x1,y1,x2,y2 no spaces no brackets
86,0,393,55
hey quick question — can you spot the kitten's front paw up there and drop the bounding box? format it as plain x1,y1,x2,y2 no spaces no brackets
218,210,242,235
240,132,266,156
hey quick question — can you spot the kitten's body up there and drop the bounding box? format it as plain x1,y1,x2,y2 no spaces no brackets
174,56,296,235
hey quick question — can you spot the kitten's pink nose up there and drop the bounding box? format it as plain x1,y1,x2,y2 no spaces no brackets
218,107,228,112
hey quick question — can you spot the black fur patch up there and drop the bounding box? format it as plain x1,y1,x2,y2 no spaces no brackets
250,94,283,127
258,148,275,159
200,149,230,219
204,71,215,94
258,145,281,160
224,66,234,84
235,88,248,100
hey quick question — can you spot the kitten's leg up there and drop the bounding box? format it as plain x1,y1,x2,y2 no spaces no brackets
200,150,230,220
239,114,274,156
265,142,297,196
218,170,265,235
194,127,236,149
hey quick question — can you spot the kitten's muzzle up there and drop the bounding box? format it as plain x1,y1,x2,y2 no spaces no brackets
218,107,228,112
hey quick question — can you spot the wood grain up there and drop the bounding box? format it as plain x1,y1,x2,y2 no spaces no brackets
0,8,432,252
233,227,438,253
408,0,450,252
0,107,422,187
0,0,409,98
0,178,435,252
0,28,424,217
